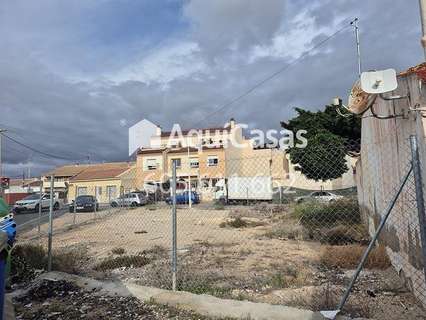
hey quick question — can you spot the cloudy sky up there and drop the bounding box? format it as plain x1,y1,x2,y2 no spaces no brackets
0,0,423,177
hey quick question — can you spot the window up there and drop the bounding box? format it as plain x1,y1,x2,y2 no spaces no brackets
171,158,181,168
190,158,199,168
106,186,117,200
77,187,87,196
95,186,102,198
146,158,157,170
207,156,219,167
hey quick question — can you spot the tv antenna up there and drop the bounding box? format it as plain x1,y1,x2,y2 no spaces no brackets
332,69,410,119
350,18,362,79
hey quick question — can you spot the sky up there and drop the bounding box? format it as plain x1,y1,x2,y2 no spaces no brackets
0,0,423,178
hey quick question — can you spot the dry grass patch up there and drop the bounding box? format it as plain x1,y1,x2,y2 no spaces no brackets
266,265,312,289
94,255,151,271
11,244,87,283
320,245,391,269
263,223,308,240
219,217,265,229
111,247,126,255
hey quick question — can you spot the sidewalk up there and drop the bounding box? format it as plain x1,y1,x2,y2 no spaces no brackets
34,272,365,320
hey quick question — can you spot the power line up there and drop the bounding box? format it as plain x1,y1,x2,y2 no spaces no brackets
192,19,354,128
0,132,80,161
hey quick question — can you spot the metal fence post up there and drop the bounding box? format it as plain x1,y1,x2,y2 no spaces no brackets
410,135,426,284
332,165,413,317
38,177,43,234
47,175,54,272
94,186,97,219
73,185,77,225
279,186,282,204
172,160,177,291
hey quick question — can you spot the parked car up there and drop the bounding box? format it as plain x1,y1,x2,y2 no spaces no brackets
295,191,343,204
166,191,200,205
69,195,99,213
13,193,61,213
110,192,148,207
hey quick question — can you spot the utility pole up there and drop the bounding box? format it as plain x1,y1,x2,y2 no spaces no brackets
0,129,7,198
419,0,426,60
187,138,192,209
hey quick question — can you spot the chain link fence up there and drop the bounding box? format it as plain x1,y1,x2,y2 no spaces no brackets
14,136,426,319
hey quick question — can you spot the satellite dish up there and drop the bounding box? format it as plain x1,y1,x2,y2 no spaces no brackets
347,80,377,114
361,69,398,94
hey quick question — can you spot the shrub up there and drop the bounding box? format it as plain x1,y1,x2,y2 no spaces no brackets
11,244,86,282
225,217,248,228
220,217,264,229
263,224,308,240
111,247,126,255
321,224,369,245
94,254,151,271
266,266,311,289
320,244,391,269
12,244,46,270
213,201,225,210
294,199,361,229
51,249,86,274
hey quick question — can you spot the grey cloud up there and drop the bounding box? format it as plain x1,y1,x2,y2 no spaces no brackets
0,0,423,178
183,0,286,59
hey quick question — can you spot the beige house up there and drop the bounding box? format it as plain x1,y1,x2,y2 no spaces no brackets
42,164,93,201
68,162,136,203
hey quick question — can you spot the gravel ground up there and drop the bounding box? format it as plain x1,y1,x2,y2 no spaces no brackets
13,279,231,320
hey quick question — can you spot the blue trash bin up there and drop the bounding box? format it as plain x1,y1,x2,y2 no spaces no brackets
0,213,16,320
0,231,9,320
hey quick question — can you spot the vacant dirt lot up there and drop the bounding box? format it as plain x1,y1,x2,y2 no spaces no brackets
17,204,426,319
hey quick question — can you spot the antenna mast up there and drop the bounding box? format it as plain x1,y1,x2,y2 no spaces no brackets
419,0,426,60
350,18,362,78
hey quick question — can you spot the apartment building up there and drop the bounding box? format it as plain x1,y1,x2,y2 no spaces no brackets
136,119,240,190
135,119,290,200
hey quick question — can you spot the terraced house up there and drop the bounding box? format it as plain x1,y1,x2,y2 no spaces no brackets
67,162,136,203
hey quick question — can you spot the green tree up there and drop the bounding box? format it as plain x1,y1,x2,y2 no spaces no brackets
289,131,349,181
281,106,360,181
281,105,361,143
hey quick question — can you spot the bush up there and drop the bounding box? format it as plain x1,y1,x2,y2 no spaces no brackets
219,217,264,229
321,224,369,245
111,247,126,255
11,244,86,282
263,224,308,240
12,244,46,270
265,265,311,289
223,217,247,228
94,255,151,271
213,200,225,210
294,199,361,228
320,245,391,269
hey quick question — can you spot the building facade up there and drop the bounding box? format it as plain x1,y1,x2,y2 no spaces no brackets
68,162,136,203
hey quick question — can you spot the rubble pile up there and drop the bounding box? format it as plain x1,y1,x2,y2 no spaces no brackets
14,279,210,320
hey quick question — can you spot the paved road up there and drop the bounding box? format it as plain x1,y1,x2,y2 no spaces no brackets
15,206,69,232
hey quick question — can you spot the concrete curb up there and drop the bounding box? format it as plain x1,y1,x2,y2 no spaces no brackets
38,272,358,320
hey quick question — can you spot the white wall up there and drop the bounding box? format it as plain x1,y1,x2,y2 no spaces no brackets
129,119,159,156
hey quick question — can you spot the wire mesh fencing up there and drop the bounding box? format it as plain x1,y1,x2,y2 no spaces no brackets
13,136,426,319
